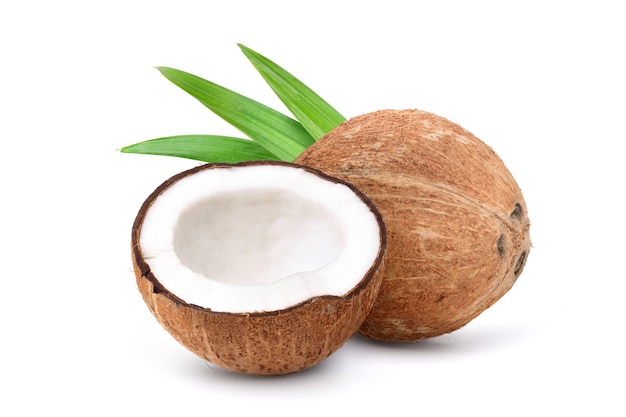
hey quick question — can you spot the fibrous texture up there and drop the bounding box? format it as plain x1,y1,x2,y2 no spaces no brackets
296,109,531,342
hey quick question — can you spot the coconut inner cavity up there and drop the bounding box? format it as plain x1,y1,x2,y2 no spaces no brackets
173,190,344,286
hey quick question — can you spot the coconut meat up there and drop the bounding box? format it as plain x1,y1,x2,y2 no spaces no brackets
139,164,382,313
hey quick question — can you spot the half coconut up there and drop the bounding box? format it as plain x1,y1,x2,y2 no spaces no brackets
131,161,386,375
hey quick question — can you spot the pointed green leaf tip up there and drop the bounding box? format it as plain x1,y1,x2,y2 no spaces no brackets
121,45,345,163
120,135,277,163
238,44,346,140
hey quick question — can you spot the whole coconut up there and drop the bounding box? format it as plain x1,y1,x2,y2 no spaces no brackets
295,109,531,342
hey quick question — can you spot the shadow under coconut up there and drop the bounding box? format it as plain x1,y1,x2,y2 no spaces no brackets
349,324,536,356
167,325,536,382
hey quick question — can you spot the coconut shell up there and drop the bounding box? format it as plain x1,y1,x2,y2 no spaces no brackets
295,109,531,342
131,161,386,375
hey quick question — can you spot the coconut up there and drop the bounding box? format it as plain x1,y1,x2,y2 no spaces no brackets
295,109,531,342
131,161,386,375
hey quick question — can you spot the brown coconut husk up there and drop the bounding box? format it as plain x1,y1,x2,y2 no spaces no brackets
296,109,531,342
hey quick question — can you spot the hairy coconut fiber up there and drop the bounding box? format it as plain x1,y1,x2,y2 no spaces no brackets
296,109,531,342
131,162,387,375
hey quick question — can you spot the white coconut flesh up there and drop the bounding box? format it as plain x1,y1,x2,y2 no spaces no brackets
139,164,383,314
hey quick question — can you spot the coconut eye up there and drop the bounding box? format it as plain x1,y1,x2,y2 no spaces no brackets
497,234,506,257
511,203,524,222
514,251,527,276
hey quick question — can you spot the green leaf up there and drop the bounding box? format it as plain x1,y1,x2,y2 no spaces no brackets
120,135,278,163
238,44,346,140
156,67,314,162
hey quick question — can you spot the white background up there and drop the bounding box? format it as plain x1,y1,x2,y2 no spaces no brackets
2,1,624,415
